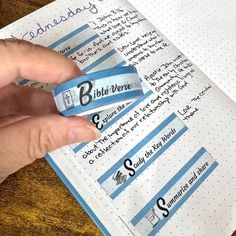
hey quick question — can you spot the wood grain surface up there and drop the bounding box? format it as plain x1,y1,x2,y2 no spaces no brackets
0,0,102,235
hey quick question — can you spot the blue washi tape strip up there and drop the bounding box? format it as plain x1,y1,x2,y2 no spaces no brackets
52,66,144,116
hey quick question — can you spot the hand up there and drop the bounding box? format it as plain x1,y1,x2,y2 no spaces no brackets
0,40,101,183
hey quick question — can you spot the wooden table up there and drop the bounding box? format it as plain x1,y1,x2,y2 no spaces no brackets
0,1,101,235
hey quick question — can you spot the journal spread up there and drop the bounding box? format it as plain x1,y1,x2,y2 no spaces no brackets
0,0,235,235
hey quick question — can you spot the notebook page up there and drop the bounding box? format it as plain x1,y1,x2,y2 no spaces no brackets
129,0,236,103
0,0,235,235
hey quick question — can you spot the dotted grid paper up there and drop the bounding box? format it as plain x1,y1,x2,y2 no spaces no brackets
129,0,236,103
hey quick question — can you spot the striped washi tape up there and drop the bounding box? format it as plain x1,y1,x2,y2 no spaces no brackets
52,66,144,116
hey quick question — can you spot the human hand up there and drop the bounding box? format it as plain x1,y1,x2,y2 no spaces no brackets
0,40,101,183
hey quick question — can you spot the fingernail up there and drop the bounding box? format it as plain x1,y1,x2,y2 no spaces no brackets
68,125,101,143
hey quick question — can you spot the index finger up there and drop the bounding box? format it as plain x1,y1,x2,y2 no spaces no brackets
0,39,83,88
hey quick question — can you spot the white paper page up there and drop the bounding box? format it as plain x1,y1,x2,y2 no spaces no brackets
129,0,236,103
0,1,235,235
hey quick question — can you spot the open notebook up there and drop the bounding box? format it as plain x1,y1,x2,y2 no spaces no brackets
0,0,235,235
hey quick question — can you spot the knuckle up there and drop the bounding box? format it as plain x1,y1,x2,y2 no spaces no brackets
0,39,36,65
0,39,32,51
0,39,45,60
14,40,36,56
0,39,8,49
28,122,56,159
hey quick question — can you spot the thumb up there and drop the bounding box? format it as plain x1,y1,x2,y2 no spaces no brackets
0,115,100,182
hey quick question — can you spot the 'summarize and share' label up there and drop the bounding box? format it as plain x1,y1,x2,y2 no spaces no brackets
130,147,218,236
